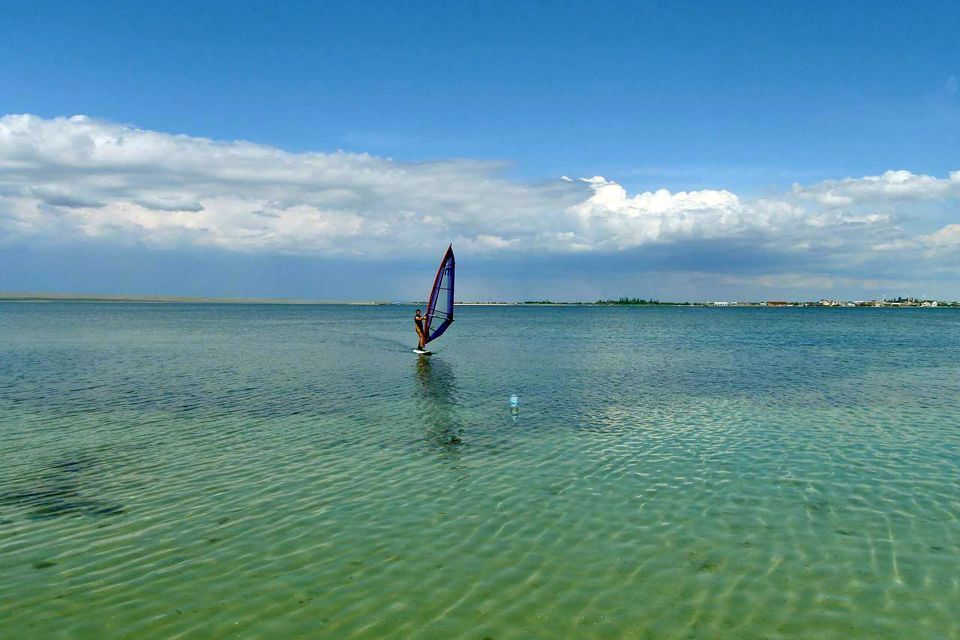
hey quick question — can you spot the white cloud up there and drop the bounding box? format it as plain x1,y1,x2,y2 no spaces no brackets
918,223,960,249
0,113,948,270
793,169,960,206
0,114,586,255
567,176,897,254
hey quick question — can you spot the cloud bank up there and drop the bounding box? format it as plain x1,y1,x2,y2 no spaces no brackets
2,114,959,297
794,170,960,207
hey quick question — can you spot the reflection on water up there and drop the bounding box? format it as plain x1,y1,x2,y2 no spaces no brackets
414,356,463,453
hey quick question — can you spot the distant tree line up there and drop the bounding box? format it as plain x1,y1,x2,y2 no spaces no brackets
521,298,674,305
595,297,663,305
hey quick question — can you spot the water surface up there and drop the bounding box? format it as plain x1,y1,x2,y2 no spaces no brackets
1,304,958,638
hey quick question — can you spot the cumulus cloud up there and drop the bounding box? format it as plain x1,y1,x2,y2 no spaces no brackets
0,114,591,254
918,223,960,249
0,113,950,277
793,169,960,207
570,176,901,256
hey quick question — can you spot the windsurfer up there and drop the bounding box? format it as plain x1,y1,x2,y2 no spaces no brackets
414,309,427,350
412,245,455,355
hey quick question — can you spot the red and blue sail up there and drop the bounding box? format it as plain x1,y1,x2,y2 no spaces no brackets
424,245,455,344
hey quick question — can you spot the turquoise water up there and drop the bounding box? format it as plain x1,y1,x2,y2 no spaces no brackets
1,303,958,639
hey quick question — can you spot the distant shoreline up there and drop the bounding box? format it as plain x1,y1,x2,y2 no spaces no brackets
0,292,387,305
2,292,958,307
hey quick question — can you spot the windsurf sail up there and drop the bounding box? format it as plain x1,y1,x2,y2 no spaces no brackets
424,244,455,344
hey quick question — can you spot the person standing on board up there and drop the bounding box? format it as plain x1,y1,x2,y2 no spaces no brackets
414,309,428,351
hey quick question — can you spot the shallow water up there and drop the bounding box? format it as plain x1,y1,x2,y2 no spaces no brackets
1,303,958,639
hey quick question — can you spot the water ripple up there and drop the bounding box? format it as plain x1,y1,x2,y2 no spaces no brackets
1,304,959,638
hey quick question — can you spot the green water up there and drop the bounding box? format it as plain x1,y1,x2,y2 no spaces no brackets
1,303,958,639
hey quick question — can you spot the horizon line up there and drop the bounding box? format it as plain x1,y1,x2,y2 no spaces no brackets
2,291,958,306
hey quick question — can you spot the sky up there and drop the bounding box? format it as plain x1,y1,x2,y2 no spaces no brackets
1,0,959,301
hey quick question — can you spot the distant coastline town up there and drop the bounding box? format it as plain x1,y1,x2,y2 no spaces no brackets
468,296,959,307
578,296,954,308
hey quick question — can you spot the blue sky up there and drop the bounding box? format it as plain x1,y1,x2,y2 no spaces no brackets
2,1,959,300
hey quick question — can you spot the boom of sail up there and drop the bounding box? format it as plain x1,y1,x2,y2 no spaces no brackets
423,245,455,344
